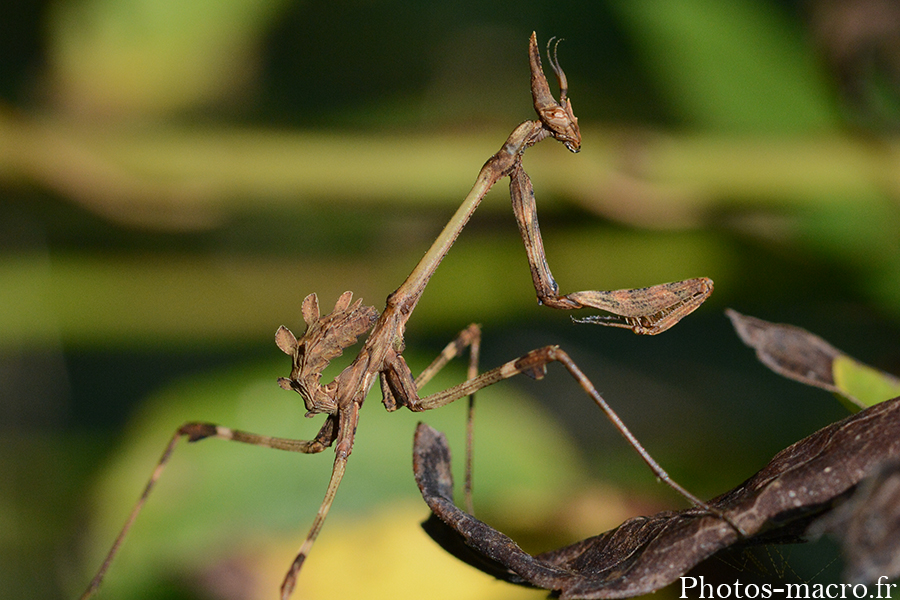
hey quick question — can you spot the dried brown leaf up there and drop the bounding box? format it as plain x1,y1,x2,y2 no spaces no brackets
727,309,900,410
809,459,900,585
726,309,844,394
414,396,900,598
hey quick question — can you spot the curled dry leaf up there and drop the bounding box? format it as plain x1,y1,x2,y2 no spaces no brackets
809,459,900,585
727,309,900,409
414,396,900,598
726,309,844,397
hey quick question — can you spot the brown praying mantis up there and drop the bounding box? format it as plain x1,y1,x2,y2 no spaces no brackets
79,32,730,600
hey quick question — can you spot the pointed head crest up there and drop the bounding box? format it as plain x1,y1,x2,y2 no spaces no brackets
529,32,581,153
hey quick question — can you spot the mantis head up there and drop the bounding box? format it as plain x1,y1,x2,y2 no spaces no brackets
529,32,581,153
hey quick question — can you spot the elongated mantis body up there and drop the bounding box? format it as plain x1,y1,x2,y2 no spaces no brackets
80,32,726,600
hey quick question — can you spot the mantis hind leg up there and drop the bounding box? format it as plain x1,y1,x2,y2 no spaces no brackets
416,324,481,514
79,418,338,600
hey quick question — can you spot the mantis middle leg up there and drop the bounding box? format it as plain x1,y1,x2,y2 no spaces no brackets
397,343,747,536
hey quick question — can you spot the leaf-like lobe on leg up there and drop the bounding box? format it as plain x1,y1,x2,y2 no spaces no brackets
301,292,320,325
277,292,378,412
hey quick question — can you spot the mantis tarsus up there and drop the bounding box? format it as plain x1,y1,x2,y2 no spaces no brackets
80,32,728,600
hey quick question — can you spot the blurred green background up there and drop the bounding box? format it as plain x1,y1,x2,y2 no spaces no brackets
3,0,900,598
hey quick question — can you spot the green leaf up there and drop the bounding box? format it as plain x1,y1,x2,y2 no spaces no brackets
833,355,900,408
